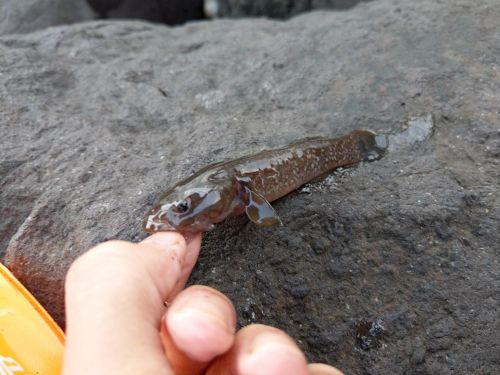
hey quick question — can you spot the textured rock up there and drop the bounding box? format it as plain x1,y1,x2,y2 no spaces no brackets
1,0,499,373
0,0,95,36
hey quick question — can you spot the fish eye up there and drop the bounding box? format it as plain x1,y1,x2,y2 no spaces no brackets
172,200,190,214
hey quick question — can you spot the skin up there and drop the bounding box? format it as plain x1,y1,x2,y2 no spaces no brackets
63,232,344,375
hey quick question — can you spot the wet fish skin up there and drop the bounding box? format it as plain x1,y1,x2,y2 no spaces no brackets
143,129,387,233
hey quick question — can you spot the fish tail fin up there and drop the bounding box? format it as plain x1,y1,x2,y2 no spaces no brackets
351,130,389,162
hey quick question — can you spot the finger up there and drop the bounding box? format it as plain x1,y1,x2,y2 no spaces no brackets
308,363,344,375
63,232,197,375
206,324,309,375
159,285,237,375
151,232,202,299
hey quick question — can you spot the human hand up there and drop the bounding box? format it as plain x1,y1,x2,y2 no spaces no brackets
62,232,343,375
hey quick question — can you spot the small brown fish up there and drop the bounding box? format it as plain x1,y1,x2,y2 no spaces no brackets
144,130,388,233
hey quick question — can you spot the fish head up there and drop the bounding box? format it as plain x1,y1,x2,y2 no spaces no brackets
143,168,237,233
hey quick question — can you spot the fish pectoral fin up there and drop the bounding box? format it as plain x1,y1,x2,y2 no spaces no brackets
243,187,282,227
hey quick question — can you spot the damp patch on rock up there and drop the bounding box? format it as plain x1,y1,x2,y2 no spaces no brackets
388,113,435,152
354,318,385,351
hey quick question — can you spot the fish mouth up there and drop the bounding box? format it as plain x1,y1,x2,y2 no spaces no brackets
143,215,176,233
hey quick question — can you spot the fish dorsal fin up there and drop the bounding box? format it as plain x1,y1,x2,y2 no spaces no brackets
241,184,282,227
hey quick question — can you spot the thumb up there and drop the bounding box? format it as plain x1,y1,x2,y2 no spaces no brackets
63,232,201,375
141,232,202,301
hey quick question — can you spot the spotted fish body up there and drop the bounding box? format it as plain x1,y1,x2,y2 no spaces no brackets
144,130,388,233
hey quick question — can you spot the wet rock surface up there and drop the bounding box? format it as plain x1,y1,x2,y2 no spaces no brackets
1,0,499,373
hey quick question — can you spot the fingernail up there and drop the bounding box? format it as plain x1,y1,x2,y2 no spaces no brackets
147,232,185,247
249,332,305,358
182,232,202,245
240,331,307,373
170,290,235,334
167,290,236,362
144,232,185,255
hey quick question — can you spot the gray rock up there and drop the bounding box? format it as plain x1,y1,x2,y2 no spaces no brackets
1,0,499,373
0,0,95,36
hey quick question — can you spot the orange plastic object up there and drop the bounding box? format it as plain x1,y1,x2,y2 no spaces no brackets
0,262,64,374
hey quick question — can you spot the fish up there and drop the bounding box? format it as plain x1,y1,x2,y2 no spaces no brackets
144,129,388,233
